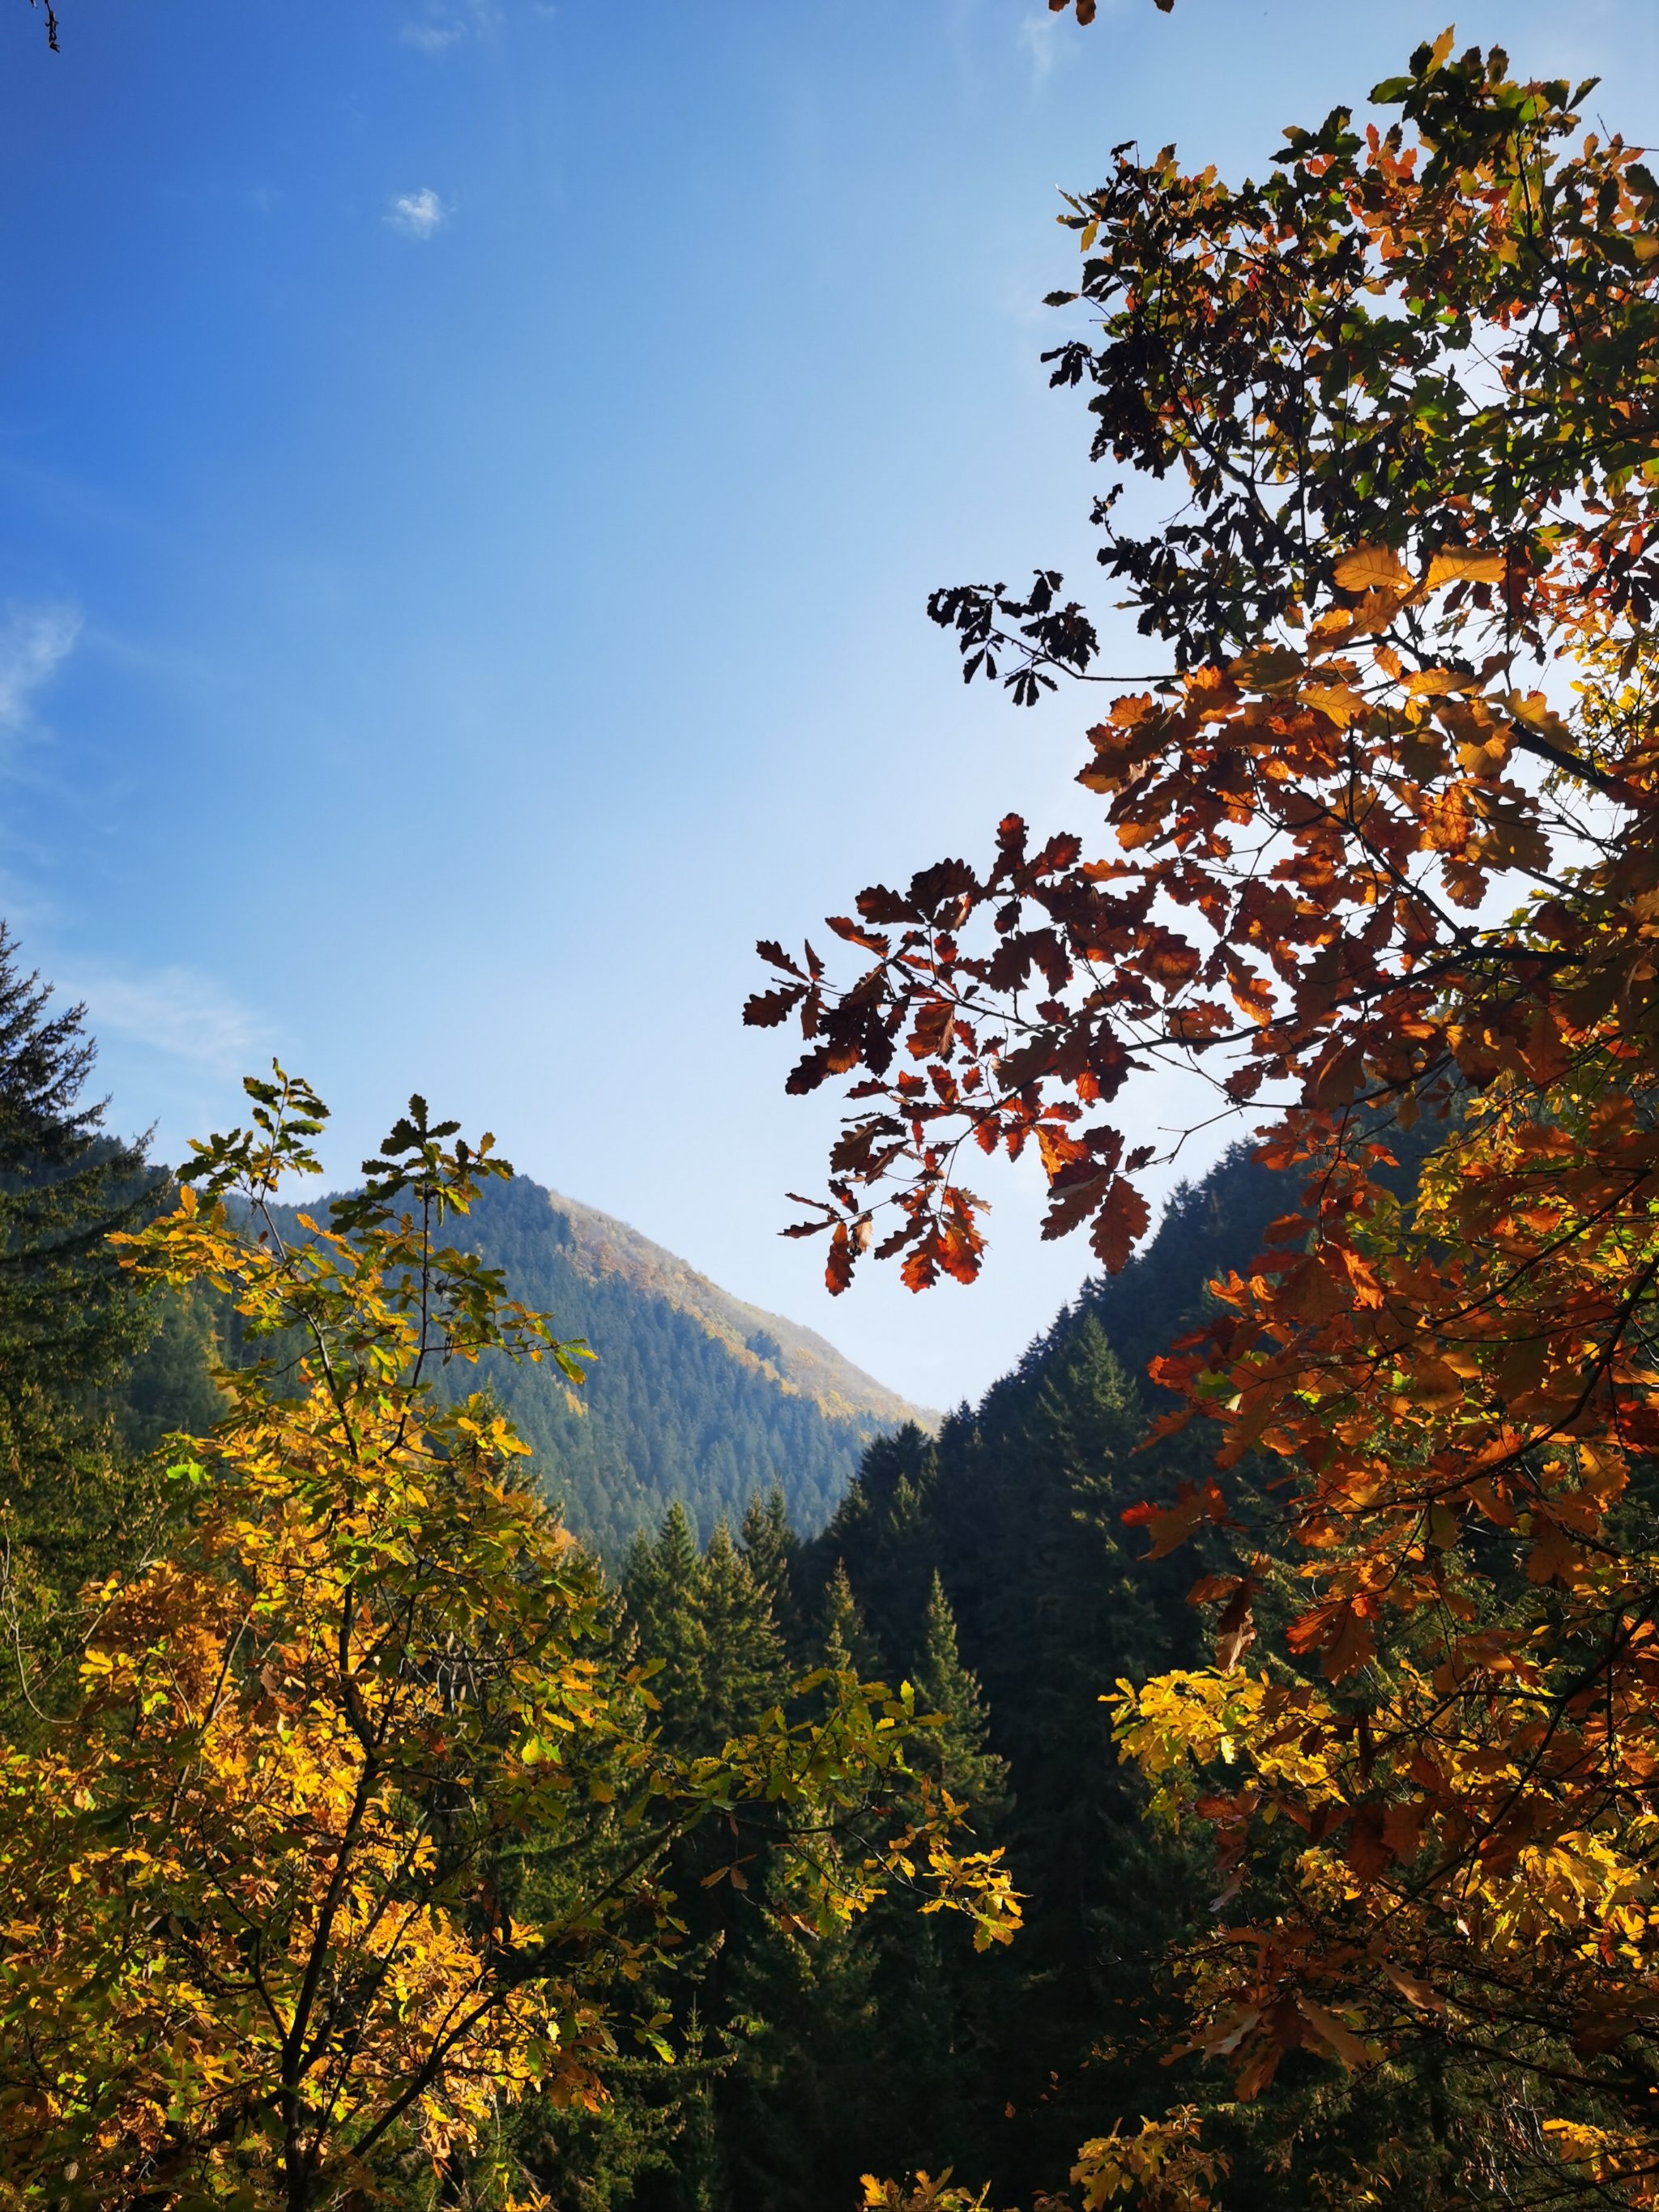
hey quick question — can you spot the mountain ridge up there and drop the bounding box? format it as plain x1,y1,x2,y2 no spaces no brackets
425,1171,932,1553
125,1170,936,1557
539,1183,936,1434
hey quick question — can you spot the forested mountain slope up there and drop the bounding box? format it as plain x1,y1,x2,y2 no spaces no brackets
765,1155,1281,2202
438,1174,934,1550
116,1170,931,1554
533,1178,923,1431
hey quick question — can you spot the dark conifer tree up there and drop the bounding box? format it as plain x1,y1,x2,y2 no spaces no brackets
697,1519,788,1742
819,1558,881,1677
808,1422,937,1653
738,1485,795,1593
0,927,151,1443
0,926,173,1710
110,1282,224,1457
912,1570,1008,1822
622,1501,706,1742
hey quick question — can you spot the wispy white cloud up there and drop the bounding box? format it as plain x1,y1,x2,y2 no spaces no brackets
399,0,496,54
66,965,264,1078
400,19,463,52
0,602,82,732
386,187,448,240
1018,9,1060,83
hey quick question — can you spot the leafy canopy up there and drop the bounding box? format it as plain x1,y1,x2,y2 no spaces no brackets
757,32,1659,2208
0,1070,1017,2212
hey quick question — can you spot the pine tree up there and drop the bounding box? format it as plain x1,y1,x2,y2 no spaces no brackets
912,1571,1008,1822
0,927,169,1710
110,1285,225,1458
811,1423,936,1652
820,1558,881,1677
623,1501,706,1741
0,930,152,1441
738,1487,798,1619
697,1520,788,1743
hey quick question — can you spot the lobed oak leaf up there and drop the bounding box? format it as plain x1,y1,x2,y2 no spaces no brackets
743,984,807,1029
1214,1579,1257,1673
827,914,892,955
1308,1038,1367,1106
1345,1805,1390,1883
1260,1213,1308,1248
996,1034,1059,1089
1186,1572,1243,1607
1286,1599,1375,1680
1299,682,1364,731
1295,1997,1372,2071
755,940,804,978
1035,1123,1091,1177
1122,1477,1228,1561
1230,643,1306,693
1570,2000,1659,2056
786,1040,864,1095
1379,1958,1443,2010
1218,1375,1282,1463
907,999,957,1060
875,1215,925,1260
857,884,919,925
1090,1175,1150,1272
1525,1515,1581,1585
1042,1169,1111,1242
1338,1246,1385,1307
907,858,979,922
825,1221,864,1295
1223,1063,1267,1102
1382,1802,1430,1869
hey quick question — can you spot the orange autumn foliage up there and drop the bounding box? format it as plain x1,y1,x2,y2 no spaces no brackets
759,33,1659,2207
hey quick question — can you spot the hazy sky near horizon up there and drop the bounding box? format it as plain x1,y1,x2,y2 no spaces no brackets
2,0,1654,1409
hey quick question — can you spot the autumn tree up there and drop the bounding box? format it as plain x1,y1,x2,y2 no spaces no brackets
0,1069,1017,2212
754,32,1659,2207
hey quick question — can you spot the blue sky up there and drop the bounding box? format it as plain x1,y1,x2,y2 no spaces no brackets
2,0,1653,1409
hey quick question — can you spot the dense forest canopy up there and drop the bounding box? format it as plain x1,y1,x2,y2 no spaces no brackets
0,1066,1016,2209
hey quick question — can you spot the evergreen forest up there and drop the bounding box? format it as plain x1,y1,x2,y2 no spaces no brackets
260,1172,926,1554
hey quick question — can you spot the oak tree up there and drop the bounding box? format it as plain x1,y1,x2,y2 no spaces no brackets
755,33,1659,2206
